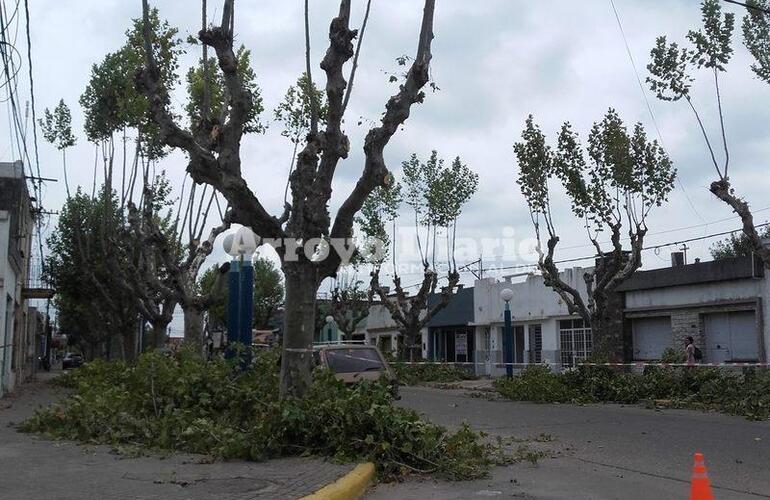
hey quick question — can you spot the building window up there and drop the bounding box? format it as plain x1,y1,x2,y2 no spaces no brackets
559,318,592,367
528,324,542,364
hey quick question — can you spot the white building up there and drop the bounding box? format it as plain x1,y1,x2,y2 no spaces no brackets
471,269,591,376
360,301,428,358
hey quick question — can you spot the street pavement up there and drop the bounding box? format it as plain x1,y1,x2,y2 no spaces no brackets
0,376,354,500
366,386,770,499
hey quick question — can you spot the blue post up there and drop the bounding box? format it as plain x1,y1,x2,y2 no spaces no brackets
503,302,513,378
227,259,241,347
239,258,254,346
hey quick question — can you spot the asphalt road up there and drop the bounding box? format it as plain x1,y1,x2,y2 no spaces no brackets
366,386,770,499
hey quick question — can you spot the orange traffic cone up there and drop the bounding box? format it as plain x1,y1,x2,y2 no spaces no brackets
690,452,714,500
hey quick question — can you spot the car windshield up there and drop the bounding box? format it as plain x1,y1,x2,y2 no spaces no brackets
324,348,384,374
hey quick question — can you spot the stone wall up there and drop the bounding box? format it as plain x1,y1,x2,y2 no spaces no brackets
671,311,703,349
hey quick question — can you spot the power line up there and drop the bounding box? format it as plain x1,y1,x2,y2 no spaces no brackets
396,220,770,289
23,0,42,199
608,0,705,223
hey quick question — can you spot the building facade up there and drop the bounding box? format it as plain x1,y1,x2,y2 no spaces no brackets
0,161,38,397
471,269,592,376
619,255,768,363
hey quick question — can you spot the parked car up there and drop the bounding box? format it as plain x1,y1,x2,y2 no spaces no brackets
313,344,400,398
62,352,84,370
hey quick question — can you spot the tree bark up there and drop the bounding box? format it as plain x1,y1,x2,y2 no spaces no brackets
149,320,169,348
710,178,770,266
122,326,138,363
182,305,205,355
401,327,422,362
279,262,319,398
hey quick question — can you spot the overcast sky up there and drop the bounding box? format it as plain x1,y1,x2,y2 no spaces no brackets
2,0,769,333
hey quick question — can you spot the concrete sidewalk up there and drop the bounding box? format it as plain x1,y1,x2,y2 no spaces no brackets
0,377,355,500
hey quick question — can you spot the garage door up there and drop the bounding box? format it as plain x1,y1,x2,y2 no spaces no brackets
632,316,672,360
703,311,759,362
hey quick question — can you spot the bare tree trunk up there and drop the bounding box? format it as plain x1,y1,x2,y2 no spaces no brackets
280,262,318,398
182,305,204,354
588,292,625,363
149,321,169,348
123,327,138,363
710,179,770,266
402,328,422,362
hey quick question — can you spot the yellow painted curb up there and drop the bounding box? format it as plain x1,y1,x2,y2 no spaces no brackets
300,462,376,500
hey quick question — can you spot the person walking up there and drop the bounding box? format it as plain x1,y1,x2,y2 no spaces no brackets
685,336,697,365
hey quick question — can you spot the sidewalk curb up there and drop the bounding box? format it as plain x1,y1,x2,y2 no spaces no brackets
300,462,375,500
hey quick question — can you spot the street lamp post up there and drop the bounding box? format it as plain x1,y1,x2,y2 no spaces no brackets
223,227,258,364
500,288,514,378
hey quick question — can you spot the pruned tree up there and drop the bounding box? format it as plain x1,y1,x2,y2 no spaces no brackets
647,0,770,266
514,109,676,359
136,0,437,397
328,278,370,340
123,173,178,348
39,99,76,198
367,151,478,361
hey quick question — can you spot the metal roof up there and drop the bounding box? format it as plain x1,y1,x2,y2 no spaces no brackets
426,285,475,328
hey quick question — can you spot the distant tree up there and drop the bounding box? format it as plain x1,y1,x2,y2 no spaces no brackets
252,257,285,329
710,224,770,259
367,151,478,361
199,256,284,331
514,109,676,359
45,189,139,360
39,99,76,197
647,0,770,267
329,279,370,340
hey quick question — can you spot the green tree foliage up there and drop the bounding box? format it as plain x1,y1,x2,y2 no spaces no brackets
39,99,77,196
45,189,139,359
365,151,478,360
273,73,328,144
399,151,479,267
710,224,770,259
40,99,76,150
79,8,183,159
494,365,770,421
515,110,675,241
742,1,770,83
199,256,284,330
355,182,401,265
22,350,501,479
185,46,265,134
647,0,770,267
514,110,675,357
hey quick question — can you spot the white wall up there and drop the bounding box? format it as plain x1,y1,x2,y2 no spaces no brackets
361,302,428,358
471,269,591,375
473,268,591,324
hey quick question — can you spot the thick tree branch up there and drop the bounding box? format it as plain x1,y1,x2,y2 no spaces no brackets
324,0,435,277
710,178,770,265
539,235,591,324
